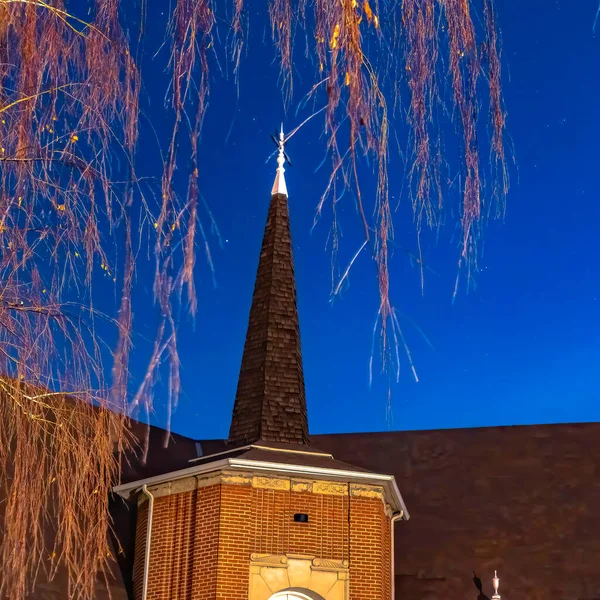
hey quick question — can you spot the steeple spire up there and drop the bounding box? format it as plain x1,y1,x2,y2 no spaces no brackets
228,129,309,447
271,124,288,196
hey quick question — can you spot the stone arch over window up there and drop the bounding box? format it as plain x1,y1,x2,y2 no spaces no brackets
269,589,325,600
249,553,348,600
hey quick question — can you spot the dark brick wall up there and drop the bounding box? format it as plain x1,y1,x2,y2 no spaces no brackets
314,423,600,600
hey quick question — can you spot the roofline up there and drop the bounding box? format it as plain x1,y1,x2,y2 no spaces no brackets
310,420,600,437
188,444,253,463
113,457,409,518
188,443,334,464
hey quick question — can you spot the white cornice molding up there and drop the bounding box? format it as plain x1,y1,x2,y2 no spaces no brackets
113,456,409,518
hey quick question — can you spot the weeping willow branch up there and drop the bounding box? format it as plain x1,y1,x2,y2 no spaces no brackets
0,0,195,598
0,1,508,598
265,0,508,377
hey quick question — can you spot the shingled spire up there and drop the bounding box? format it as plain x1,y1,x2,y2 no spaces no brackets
228,128,310,447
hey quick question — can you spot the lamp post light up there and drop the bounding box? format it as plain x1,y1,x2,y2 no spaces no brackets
491,571,501,600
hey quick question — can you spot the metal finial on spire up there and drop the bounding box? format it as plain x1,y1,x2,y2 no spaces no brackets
271,123,288,197
492,571,501,600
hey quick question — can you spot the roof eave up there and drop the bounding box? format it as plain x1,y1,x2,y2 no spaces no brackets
112,457,409,518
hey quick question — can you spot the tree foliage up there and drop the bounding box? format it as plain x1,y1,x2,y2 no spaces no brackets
0,0,507,597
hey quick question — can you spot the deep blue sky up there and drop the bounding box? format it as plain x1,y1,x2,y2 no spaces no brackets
136,1,600,440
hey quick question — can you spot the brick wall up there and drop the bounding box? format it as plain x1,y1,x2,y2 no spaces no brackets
349,496,390,600
193,485,220,600
133,485,221,600
133,475,392,600
315,423,600,600
216,483,253,599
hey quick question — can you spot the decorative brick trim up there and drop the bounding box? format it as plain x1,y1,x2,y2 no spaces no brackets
136,473,224,502
252,475,291,491
313,482,347,496
349,483,384,501
291,479,313,493
222,472,252,486
250,553,288,567
312,558,349,571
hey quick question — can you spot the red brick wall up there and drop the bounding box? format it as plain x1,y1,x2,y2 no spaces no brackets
146,490,195,600
133,478,392,600
287,489,349,560
193,485,220,600
349,496,390,600
215,483,253,600
133,486,221,600
132,502,147,600
315,424,600,600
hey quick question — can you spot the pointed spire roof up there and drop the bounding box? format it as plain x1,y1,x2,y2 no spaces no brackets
228,131,309,447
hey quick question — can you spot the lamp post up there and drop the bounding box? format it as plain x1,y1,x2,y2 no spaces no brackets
491,571,501,600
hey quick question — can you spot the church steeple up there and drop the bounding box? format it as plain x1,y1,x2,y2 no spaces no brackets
228,128,310,446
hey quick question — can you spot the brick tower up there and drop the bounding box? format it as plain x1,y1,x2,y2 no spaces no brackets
116,130,408,600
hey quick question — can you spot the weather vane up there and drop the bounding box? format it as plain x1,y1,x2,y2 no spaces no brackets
266,107,327,197
270,123,291,197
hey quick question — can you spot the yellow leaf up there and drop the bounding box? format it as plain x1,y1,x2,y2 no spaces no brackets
345,72,351,85
330,24,340,50
57,204,66,211
374,15,379,28
363,0,373,21
71,134,79,142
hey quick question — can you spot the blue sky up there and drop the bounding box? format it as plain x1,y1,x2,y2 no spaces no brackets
132,1,600,440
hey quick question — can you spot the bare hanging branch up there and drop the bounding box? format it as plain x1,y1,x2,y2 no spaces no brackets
0,1,508,598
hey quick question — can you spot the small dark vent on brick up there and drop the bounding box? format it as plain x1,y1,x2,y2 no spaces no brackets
228,191,310,447
293,513,309,523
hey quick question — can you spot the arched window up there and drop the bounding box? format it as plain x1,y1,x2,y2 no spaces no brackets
269,589,325,600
